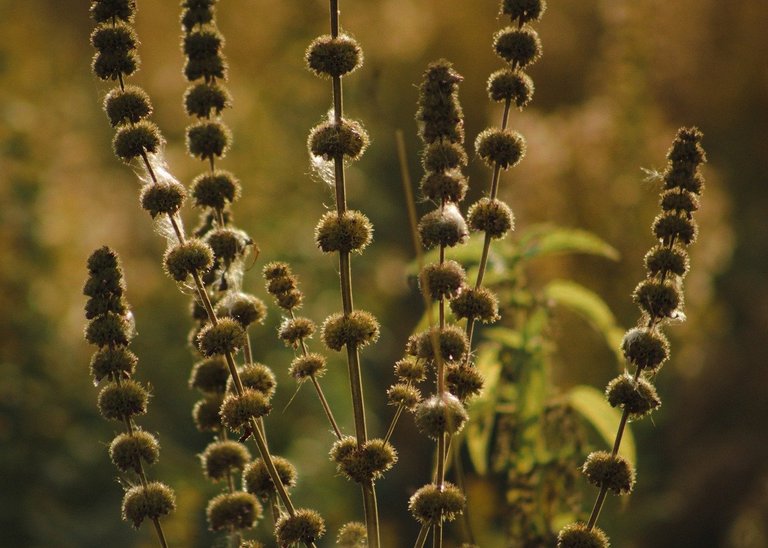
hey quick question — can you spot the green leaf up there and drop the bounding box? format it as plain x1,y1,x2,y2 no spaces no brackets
543,279,625,366
567,385,636,466
464,346,501,475
518,224,620,262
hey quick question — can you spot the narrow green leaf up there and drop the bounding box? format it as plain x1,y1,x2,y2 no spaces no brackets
567,384,636,466
518,224,620,261
543,279,625,366
465,346,501,475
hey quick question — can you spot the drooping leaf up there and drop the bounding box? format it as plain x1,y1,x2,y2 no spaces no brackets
517,224,620,262
567,384,636,466
543,279,625,366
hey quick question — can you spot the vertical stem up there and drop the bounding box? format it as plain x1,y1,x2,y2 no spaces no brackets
325,1,379,545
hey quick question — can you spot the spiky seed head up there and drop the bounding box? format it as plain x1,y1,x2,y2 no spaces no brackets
206,227,250,266
85,312,133,347
277,290,303,310
394,357,426,382
184,81,230,117
206,492,262,532
408,482,465,525
337,521,368,547
92,49,139,81
450,286,500,324
220,388,271,431
315,210,373,253
467,197,514,238
502,0,546,22
91,22,137,54
652,212,697,246
330,436,359,466
421,141,468,172
110,430,160,473
667,127,706,167
308,119,369,161
201,440,251,481
414,325,469,363
420,260,466,300
621,327,670,372
289,353,327,380
186,120,231,161
140,180,186,218
306,34,363,78
191,170,241,210
557,522,610,548
644,245,689,278
331,437,397,483
605,373,661,420
582,451,635,495
418,204,469,249
104,86,152,126
198,317,246,356
215,292,267,327
183,27,223,58
97,379,148,421
420,171,468,203
279,317,316,347
90,346,138,383
164,239,213,282
275,508,326,546
414,393,468,439
446,364,485,402
192,395,224,432
663,164,704,195
660,189,699,214
85,291,127,319
263,261,291,280
113,121,162,161
475,128,526,169
321,310,380,351
243,456,297,500
493,26,542,68
228,363,276,399
90,0,136,23
387,383,422,410
184,51,226,81
181,5,214,31
633,279,682,319
189,357,229,394
487,68,534,106
122,482,175,529
416,60,464,145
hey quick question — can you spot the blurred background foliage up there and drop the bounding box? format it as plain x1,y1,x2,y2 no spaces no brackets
1,0,766,546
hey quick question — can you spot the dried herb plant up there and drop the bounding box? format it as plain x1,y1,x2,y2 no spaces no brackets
84,0,707,546
83,247,175,546
557,127,707,547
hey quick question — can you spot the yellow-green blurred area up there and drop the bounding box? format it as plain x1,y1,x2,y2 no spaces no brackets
1,0,766,546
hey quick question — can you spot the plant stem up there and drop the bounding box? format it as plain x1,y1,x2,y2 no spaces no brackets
135,155,310,543
413,524,430,548
293,311,342,440
114,375,169,548
465,99,512,354
325,0,380,544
